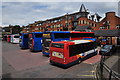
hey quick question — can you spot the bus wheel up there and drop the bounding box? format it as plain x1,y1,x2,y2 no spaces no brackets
78,58,82,63
50,60,54,65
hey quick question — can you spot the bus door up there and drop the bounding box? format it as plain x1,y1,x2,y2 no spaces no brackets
29,33,34,51
33,32,43,51
21,33,29,48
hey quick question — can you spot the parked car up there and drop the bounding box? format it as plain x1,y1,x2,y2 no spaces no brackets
99,45,116,56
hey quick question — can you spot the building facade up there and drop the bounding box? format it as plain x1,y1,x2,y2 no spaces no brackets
98,12,120,30
94,12,120,45
22,4,101,33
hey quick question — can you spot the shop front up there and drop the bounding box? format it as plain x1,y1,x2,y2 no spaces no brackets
93,30,120,45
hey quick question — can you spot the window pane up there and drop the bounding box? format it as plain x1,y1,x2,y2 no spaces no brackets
35,33,42,38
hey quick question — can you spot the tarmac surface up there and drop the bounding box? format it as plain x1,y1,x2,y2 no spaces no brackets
2,41,101,79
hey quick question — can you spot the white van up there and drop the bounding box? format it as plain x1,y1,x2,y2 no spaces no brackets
11,34,20,43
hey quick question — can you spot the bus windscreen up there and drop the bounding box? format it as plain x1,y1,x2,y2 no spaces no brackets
43,33,51,38
51,43,64,49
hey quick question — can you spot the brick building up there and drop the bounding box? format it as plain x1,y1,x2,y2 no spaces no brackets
98,12,120,30
93,12,120,45
22,4,101,33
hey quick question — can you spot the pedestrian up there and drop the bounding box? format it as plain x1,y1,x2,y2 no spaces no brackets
97,46,101,54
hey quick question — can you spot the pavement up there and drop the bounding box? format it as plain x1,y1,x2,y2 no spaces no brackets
2,41,102,79
104,46,120,75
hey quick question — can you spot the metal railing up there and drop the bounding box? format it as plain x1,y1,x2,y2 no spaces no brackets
96,55,120,80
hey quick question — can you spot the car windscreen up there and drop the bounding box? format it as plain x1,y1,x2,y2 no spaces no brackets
103,45,112,49
51,43,64,49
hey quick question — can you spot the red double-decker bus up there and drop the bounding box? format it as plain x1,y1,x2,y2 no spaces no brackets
50,40,97,68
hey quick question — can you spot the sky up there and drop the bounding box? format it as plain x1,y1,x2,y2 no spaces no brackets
0,0,119,27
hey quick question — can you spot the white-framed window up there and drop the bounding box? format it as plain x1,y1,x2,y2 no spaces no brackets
51,25,54,28
87,21,89,24
35,28,38,30
84,20,87,24
94,24,96,27
116,25,120,29
78,21,80,24
81,20,83,24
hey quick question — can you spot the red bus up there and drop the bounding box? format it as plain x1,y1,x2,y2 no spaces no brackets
7,35,11,42
50,40,97,68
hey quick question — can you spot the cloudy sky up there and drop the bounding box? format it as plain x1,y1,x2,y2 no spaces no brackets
1,0,119,27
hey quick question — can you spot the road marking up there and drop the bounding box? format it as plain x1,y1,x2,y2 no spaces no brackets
77,75,95,77
90,70,95,73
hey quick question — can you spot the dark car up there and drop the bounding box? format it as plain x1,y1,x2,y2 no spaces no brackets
99,45,116,56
